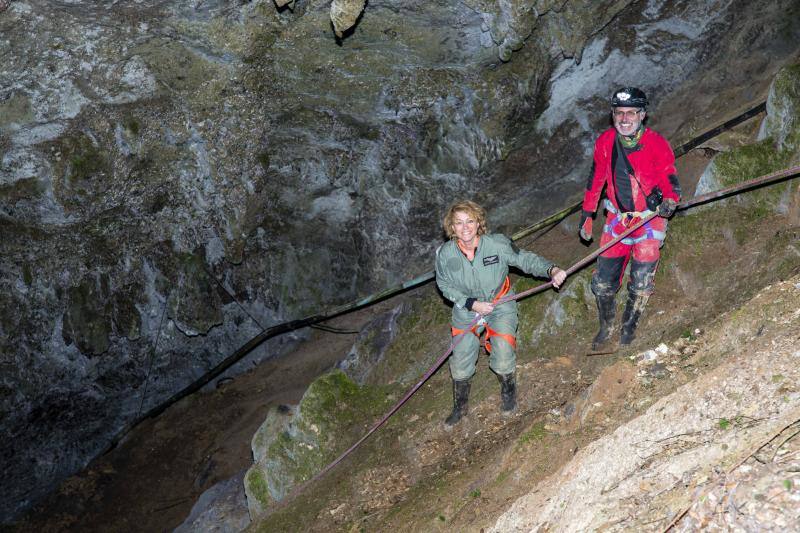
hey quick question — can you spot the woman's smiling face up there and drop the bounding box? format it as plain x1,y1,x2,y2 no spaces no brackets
452,210,478,246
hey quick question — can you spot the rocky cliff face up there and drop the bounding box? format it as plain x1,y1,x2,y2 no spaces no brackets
1,0,798,522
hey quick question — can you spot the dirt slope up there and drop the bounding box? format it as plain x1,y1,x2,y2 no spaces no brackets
492,274,800,531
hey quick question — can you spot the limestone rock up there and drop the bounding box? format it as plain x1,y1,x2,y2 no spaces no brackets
250,404,296,466
174,470,251,533
244,370,389,519
336,303,408,384
764,64,800,155
491,277,800,532
330,0,367,38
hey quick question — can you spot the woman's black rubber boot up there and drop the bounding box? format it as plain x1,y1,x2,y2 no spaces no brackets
444,379,471,426
498,372,517,414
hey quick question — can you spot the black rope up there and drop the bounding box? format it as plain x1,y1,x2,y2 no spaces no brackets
136,295,169,420
672,102,766,157
203,265,266,330
310,323,361,335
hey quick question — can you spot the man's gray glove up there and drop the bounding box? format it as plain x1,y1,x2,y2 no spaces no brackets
657,198,677,218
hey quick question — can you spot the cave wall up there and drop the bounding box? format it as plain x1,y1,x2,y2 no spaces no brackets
1,0,798,522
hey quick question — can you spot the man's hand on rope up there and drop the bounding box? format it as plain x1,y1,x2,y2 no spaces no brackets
657,198,678,218
579,211,594,241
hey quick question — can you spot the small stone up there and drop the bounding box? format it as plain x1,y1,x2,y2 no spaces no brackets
641,349,658,362
647,363,668,378
329,503,347,516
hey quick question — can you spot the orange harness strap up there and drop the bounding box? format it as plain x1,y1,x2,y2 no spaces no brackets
450,277,517,353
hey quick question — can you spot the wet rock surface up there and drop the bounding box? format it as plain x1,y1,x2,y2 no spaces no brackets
336,302,408,384
1,0,799,523
174,469,251,533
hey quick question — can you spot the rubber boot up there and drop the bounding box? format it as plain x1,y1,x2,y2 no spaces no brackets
620,292,650,345
498,372,517,414
591,293,617,350
444,379,471,426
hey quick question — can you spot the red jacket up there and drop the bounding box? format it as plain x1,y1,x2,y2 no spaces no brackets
582,127,680,214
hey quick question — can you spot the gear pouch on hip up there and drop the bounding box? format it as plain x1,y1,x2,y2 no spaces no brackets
646,186,663,211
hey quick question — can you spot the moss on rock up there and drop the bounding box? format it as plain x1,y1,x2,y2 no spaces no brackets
69,142,108,183
245,370,392,518
765,63,800,155
0,177,45,202
244,467,271,513
708,137,794,218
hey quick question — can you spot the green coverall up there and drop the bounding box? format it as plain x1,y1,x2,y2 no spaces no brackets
435,234,554,380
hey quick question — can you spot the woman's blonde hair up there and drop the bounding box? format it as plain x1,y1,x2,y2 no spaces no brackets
443,200,488,240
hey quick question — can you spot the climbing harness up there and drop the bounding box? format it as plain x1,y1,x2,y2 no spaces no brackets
603,199,665,244
450,276,516,353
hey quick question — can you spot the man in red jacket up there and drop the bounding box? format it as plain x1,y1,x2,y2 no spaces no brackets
579,87,681,349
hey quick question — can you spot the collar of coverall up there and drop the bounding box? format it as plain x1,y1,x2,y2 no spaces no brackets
618,124,644,149
456,235,480,259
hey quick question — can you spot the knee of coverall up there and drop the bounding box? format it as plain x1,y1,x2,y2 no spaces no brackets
592,255,627,296
449,328,480,381
628,259,659,296
488,335,516,376
486,311,518,376
631,237,662,264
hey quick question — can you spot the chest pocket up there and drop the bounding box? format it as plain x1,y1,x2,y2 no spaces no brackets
446,257,462,272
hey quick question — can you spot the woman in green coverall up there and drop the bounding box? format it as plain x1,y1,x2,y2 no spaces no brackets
435,200,567,426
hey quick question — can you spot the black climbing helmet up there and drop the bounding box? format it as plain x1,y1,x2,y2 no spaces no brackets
611,87,648,109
